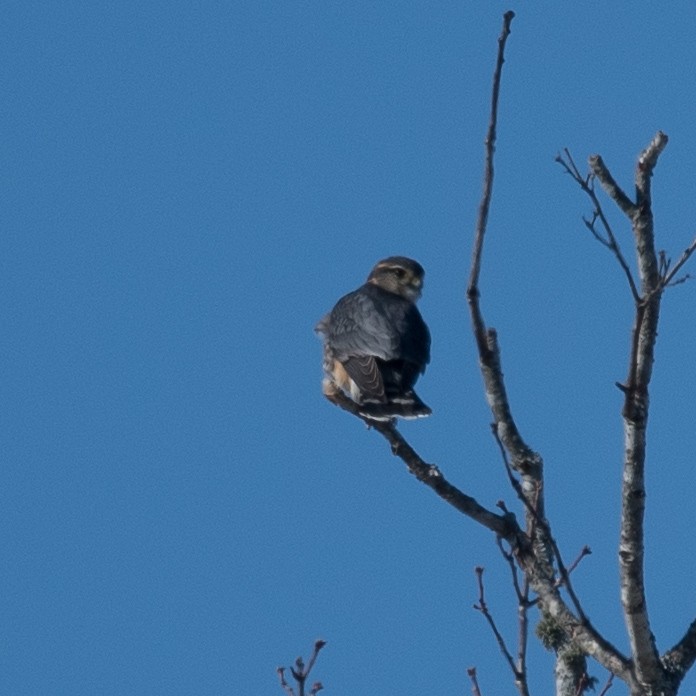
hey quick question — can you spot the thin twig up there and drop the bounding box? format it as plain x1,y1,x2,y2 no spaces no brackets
557,149,640,302
467,667,483,696
556,546,592,586
597,673,615,696
496,536,524,603
662,236,696,286
468,10,515,296
304,640,326,677
277,668,297,696
473,567,524,689
495,537,532,689
278,641,326,696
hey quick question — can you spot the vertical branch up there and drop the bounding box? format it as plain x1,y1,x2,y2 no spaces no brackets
466,10,541,504
466,12,587,696
467,13,636,695
588,132,668,689
468,11,517,376
468,10,515,296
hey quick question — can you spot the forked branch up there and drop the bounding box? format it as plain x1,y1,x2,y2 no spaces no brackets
564,132,696,692
556,149,640,302
473,566,530,696
465,10,631,693
277,640,326,696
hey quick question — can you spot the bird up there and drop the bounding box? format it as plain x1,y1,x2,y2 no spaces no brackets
316,256,431,421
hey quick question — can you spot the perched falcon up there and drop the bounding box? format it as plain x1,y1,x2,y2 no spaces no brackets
316,256,431,421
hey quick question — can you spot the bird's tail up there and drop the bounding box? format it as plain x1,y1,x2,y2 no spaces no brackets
359,391,431,421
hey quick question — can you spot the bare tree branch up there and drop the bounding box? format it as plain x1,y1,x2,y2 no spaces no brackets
304,640,326,678
473,566,528,695
317,14,696,696
464,11,633,693
595,135,668,688
588,155,637,219
496,538,534,695
469,10,515,295
277,668,297,696
557,150,640,302
560,546,592,585
491,407,594,631
324,389,521,540
496,536,526,604
466,11,540,484
323,346,631,684
278,641,326,696
562,132,696,695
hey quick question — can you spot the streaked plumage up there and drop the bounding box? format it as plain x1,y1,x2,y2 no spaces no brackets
316,257,431,420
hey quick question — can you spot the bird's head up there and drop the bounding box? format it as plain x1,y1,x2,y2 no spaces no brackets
367,256,425,301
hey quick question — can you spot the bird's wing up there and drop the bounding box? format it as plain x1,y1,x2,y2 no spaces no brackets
326,287,402,362
341,355,386,402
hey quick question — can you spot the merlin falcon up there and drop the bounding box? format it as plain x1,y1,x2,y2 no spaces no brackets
316,256,431,421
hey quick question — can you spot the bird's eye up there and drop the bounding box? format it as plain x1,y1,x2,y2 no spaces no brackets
394,268,406,279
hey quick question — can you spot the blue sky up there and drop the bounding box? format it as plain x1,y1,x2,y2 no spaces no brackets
3,2,696,695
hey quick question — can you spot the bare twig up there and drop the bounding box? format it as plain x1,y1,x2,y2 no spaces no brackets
473,567,528,695
278,641,326,696
467,667,483,696
662,236,696,286
304,640,326,678
597,673,615,696
495,537,533,689
557,546,592,585
277,668,296,696
496,536,525,603
468,10,515,295
557,149,640,302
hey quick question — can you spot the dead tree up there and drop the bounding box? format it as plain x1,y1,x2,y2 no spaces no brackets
320,11,696,696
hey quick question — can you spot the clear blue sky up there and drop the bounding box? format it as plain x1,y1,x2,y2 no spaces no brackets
3,2,695,695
